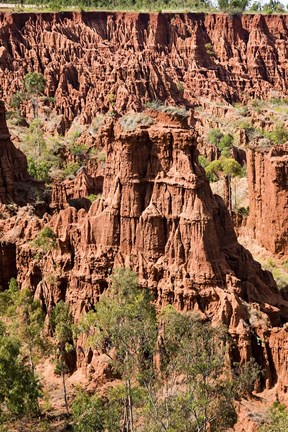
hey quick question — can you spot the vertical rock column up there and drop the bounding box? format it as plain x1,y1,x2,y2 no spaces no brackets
247,145,288,257
0,101,30,203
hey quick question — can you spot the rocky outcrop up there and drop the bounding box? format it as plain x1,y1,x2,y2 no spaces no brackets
247,144,288,257
51,168,104,210
1,13,288,126
0,112,284,401
0,10,287,424
0,100,32,204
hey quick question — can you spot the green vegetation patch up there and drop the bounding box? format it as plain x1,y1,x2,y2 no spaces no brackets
119,113,154,132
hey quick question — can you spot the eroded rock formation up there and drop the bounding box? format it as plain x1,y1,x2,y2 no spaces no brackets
0,110,287,407
0,10,287,426
1,12,288,126
247,144,288,257
0,100,32,204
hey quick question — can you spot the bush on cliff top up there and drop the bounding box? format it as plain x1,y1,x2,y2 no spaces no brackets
145,100,189,118
120,113,154,132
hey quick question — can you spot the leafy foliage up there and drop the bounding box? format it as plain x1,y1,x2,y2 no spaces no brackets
142,306,249,432
64,162,82,177
80,268,157,383
0,279,47,370
207,128,223,146
31,227,57,254
51,301,74,369
145,101,188,117
198,155,210,168
24,72,46,96
0,321,41,418
27,156,54,183
260,403,288,432
217,0,250,10
205,156,243,180
25,119,47,156
75,268,259,432
265,122,288,145
0,280,44,421
51,301,75,414
72,390,105,432
10,91,24,110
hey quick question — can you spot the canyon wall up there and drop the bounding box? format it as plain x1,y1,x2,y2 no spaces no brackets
0,10,287,423
1,12,288,126
0,109,287,403
247,145,288,257
0,100,31,204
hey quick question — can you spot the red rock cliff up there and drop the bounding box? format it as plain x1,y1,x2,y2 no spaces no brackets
0,113,284,400
1,12,288,125
247,145,288,257
0,100,30,203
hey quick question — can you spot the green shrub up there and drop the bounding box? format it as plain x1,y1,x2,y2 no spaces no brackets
87,194,102,203
31,227,57,253
176,82,185,94
207,128,223,145
25,119,47,157
145,101,188,118
64,162,81,177
218,134,234,151
265,123,288,145
205,42,216,56
260,402,288,432
237,206,249,216
69,130,82,145
24,72,46,96
262,258,288,290
10,92,24,110
27,157,53,183
198,155,210,168
72,390,105,432
70,143,87,156
120,113,154,132
106,93,116,106
9,111,26,126
98,151,106,163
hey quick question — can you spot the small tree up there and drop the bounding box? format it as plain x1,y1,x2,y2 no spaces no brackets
25,119,46,157
75,273,260,432
31,227,57,256
207,128,223,146
72,390,105,432
217,0,250,11
266,122,288,144
78,268,157,432
142,306,259,432
0,279,46,416
262,0,285,12
10,91,24,111
24,72,46,118
206,157,243,213
218,133,234,156
0,320,41,419
51,301,75,415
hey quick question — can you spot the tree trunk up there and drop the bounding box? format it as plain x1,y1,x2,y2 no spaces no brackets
29,345,41,417
128,379,134,432
62,370,69,415
223,175,232,214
